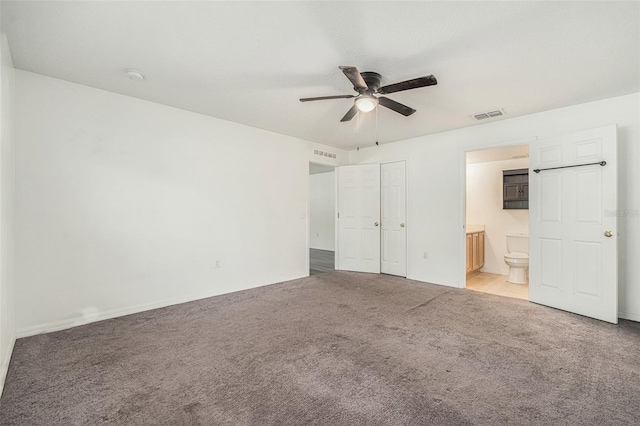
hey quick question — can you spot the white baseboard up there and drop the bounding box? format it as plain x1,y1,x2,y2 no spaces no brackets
16,274,306,339
0,334,16,397
619,311,640,323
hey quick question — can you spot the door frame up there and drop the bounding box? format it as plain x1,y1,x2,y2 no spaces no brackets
459,137,537,290
307,161,338,276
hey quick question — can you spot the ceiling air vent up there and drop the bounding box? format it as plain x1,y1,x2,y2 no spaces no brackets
313,149,337,159
472,109,506,121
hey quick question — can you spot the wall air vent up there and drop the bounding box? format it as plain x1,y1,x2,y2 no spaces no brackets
472,109,506,121
313,149,337,159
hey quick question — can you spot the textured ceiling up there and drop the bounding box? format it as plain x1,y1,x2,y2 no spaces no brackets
2,1,638,150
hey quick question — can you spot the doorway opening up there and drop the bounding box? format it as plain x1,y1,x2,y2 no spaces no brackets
309,163,336,275
464,145,530,300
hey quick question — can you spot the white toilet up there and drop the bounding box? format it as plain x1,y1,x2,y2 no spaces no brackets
504,234,529,284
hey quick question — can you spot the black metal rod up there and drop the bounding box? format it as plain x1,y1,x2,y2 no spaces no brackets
533,161,606,174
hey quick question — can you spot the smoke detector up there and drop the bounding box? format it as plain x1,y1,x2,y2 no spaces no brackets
124,69,145,81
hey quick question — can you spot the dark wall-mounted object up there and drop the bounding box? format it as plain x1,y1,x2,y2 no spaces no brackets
503,168,528,209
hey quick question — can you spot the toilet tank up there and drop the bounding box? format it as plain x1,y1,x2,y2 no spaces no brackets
507,234,529,254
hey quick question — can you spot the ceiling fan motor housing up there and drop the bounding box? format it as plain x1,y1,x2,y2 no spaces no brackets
359,72,382,93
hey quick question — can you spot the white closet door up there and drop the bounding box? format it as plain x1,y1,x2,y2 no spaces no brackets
381,161,407,277
337,164,380,273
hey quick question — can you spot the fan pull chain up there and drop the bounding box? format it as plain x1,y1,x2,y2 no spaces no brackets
375,105,379,146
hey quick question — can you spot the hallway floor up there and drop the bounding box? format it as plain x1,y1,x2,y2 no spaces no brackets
466,272,528,300
310,248,334,275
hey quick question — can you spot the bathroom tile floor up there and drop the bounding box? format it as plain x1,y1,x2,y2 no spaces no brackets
466,272,529,300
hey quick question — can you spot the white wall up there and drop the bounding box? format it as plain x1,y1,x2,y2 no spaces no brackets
9,71,640,337
350,93,640,322
309,171,335,251
0,30,16,392
466,158,529,275
14,71,348,335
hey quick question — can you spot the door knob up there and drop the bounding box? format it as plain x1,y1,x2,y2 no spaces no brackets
400,223,405,227
374,222,379,227
604,230,613,237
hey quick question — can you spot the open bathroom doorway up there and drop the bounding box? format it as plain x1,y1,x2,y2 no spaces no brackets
309,162,336,275
464,145,530,300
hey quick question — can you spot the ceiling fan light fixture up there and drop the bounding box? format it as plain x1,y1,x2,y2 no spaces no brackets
355,95,378,113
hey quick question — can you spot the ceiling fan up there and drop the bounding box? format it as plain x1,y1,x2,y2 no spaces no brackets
300,66,437,122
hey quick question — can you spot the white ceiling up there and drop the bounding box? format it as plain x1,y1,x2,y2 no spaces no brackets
2,1,638,151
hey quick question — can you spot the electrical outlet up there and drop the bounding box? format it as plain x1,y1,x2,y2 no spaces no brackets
215,260,221,268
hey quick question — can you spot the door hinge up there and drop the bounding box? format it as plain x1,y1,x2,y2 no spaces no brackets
337,212,340,218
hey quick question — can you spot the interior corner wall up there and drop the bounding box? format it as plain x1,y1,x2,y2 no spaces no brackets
13,70,348,335
0,31,16,393
466,158,529,275
349,92,640,322
309,171,335,251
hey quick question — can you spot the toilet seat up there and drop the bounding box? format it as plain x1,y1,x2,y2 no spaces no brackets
505,251,528,259
504,252,529,265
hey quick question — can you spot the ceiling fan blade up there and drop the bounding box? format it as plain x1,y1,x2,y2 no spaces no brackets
299,94,355,102
339,66,368,91
378,97,416,116
377,75,437,94
340,104,358,122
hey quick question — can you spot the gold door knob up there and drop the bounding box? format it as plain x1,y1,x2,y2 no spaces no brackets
604,230,613,237
400,223,405,227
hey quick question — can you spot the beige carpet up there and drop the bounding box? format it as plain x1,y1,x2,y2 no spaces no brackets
1,271,639,425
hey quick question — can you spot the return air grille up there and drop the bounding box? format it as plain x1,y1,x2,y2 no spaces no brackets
473,109,505,120
313,149,337,159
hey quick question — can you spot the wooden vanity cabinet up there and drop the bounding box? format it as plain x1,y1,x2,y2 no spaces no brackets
466,231,485,276
466,234,473,274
